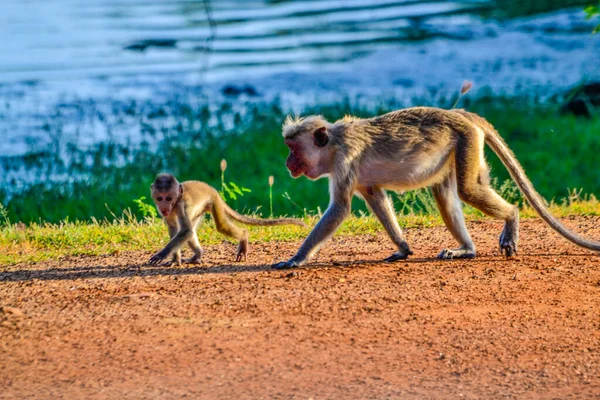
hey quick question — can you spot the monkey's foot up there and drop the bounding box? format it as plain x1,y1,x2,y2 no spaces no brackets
272,258,306,269
499,210,519,257
236,239,248,262
499,238,518,257
162,260,182,267
437,248,476,259
235,248,247,263
383,250,413,262
499,226,519,257
185,256,202,264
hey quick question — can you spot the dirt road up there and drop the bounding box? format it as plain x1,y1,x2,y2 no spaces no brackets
1,217,600,399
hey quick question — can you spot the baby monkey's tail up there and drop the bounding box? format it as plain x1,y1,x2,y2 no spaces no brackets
223,202,307,227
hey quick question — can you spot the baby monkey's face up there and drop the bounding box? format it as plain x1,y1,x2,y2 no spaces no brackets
151,186,180,217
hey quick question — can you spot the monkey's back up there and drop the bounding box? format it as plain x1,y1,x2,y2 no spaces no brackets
348,107,470,190
367,107,467,141
180,181,220,219
346,108,459,160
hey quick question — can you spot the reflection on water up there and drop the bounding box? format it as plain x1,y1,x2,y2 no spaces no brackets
0,0,480,82
0,0,591,83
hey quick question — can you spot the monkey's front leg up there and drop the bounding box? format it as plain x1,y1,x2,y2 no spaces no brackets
360,186,413,262
431,176,476,259
149,227,193,266
185,221,204,264
167,251,182,267
164,225,182,266
273,202,350,269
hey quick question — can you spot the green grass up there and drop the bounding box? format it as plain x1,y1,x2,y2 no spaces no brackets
1,94,600,225
1,191,598,266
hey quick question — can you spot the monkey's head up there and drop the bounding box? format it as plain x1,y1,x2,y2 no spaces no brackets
282,115,333,180
151,173,183,218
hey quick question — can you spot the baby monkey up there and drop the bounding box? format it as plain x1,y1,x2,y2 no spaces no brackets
149,173,306,266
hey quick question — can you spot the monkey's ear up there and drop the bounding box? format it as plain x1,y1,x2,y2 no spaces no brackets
313,126,329,147
150,183,154,190
179,184,184,195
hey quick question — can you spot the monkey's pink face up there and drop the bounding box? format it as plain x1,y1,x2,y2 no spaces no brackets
284,127,330,180
284,138,325,180
152,191,178,217
284,138,308,178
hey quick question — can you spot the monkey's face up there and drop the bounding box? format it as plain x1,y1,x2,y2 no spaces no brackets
284,138,308,178
151,186,181,218
284,127,330,180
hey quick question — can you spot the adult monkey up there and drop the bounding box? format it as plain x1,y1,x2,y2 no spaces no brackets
273,107,600,269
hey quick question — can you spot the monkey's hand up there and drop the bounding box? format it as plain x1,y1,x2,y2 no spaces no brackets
148,250,169,266
272,257,306,269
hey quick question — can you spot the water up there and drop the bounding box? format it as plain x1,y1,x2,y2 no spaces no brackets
0,0,599,157
0,0,489,83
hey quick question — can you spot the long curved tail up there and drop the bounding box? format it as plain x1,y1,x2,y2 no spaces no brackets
457,110,600,252
223,202,306,227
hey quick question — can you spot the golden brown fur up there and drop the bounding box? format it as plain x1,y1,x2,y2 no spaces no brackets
274,107,600,269
148,174,306,266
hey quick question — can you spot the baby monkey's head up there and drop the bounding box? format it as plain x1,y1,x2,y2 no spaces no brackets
151,173,182,217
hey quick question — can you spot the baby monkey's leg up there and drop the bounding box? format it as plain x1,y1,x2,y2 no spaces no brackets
212,202,249,262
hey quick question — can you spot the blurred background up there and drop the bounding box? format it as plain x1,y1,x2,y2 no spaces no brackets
0,0,599,222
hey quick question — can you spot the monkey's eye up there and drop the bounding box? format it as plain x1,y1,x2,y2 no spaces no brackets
157,196,163,201
166,197,172,202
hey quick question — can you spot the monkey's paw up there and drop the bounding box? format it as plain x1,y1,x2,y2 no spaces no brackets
163,260,182,267
235,240,248,263
499,239,518,257
148,251,168,266
185,256,202,265
499,231,518,257
272,258,305,269
499,215,519,257
383,250,413,262
437,248,476,259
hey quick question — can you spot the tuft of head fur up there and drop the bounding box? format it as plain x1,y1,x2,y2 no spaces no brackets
153,173,178,192
341,114,361,123
282,115,329,139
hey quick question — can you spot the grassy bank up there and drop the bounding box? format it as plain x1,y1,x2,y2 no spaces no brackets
1,194,599,266
1,94,600,225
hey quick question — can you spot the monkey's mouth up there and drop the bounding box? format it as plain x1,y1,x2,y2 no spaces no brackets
161,209,170,217
286,153,306,178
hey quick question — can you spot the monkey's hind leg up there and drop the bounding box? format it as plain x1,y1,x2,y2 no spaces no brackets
212,202,249,262
431,171,476,259
498,208,519,257
455,130,519,257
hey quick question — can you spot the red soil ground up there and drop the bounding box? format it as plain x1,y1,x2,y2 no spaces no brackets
1,216,600,399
